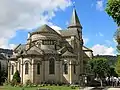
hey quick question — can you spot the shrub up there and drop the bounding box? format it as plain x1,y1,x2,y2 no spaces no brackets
10,79,17,86
25,80,32,87
71,86,76,89
12,70,21,83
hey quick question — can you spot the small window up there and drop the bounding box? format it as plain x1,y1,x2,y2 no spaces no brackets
42,40,55,45
37,63,40,74
11,65,14,75
64,63,68,74
25,63,29,74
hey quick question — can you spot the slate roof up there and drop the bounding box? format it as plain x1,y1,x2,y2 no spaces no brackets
14,44,26,53
0,54,7,60
27,50,40,55
31,24,60,36
82,46,92,52
59,29,78,37
68,8,82,28
62,50,76,57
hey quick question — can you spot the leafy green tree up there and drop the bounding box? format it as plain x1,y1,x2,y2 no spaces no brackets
87,58,110,87
0,70,7,85
115,55,120,76
12,70,21,83
105,0,120,26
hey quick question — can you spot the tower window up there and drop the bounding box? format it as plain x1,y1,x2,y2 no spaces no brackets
25,63,29,74
42,40,55,45
49,58,55,74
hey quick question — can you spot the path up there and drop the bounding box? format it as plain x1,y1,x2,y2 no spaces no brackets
80,87,120,90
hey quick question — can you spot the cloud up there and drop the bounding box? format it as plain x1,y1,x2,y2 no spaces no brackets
51,25,62,34
91,44,116,56
83,37,89,45
96,0,104,11
0,0,71,49
96,32,104,37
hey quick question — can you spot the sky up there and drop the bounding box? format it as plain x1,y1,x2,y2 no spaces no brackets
0,0,118,56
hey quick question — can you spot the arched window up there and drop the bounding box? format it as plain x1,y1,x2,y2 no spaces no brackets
64,63,68,74
0,61,1,71
49,58,55,74
25,63,29,74
19,61,21,73
73,64,76,74
11,65,14,75
37,63,40,74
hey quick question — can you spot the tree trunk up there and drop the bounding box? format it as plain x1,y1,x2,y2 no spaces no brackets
100,79,103,87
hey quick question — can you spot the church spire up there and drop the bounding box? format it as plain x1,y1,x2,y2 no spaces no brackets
68,8,82,29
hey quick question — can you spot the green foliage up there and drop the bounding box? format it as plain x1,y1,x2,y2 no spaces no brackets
12,70,21,83
25,80,32,87
105,0,120,26
87,58,110,78
0,70,7,85
115,55,120,76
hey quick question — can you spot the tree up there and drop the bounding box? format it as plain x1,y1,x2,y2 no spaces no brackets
12,70,21,83
115,55,120,76
105,0,120,26
87,58,110,87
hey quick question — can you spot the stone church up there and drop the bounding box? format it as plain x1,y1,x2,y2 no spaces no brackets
8,8,93,84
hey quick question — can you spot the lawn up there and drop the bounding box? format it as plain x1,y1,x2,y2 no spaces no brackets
0,85,79,90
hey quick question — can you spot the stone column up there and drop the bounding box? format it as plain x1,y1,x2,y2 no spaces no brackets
8,62,10,82
31,59,34,83
21,58,23,84
69,60,72,84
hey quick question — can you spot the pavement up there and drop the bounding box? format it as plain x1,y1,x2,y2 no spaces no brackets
80,87,120,90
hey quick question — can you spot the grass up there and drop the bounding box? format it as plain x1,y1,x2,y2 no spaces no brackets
0,85,79,90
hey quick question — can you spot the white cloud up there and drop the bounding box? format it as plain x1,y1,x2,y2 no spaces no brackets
51,25,62,34
0,0,71,49
96,32,104,37
83,37,89,45
91,44,116,56
96,0,104,11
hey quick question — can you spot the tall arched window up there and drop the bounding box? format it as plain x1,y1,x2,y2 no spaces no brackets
37,63,40,74
73,64,76,74
25,63,29,74
0,61,1,71
11,65,14,75
64,63,68,74
19,61,21,73
49,58,55,74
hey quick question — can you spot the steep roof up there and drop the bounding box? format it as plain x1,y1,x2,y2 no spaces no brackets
0,54,7,60
62,50,76,57
68,8,82,28
82,46,92,52
32,24,60,35
59,29,78,37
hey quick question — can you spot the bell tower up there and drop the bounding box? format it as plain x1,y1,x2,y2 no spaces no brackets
68,8,84,75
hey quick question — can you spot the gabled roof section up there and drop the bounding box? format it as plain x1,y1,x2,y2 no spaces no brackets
32,24,61,36
83,46,93,52
68,8,82,29
14,44,26,53
62,50,76,57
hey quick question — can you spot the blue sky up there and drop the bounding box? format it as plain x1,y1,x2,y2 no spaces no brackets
0,0,117,55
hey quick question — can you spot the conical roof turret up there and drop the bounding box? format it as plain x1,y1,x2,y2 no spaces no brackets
68,8,82,29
